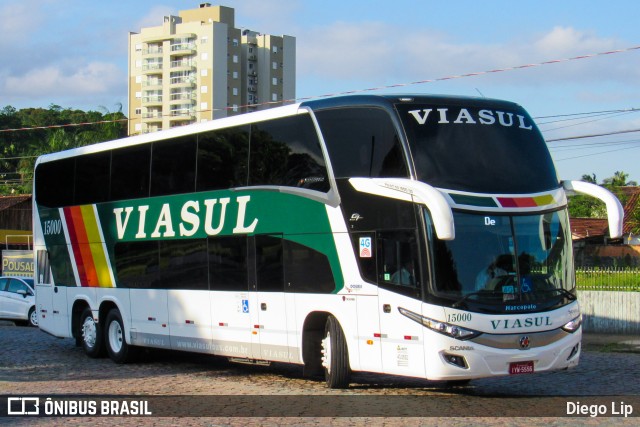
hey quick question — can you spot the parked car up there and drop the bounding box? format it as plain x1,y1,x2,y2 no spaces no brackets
0,276,37,327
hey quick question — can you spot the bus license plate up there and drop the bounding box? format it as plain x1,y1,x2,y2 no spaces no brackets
509,361,534,375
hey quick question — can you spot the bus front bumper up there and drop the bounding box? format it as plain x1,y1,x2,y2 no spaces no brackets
425,327,582,381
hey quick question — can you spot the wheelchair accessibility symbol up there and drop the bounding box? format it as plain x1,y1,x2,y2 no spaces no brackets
242,299,249,313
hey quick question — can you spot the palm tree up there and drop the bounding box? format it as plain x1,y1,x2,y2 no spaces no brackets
603,171,638,187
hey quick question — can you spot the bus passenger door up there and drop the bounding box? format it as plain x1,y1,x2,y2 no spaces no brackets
350,232,383,373
36,284,69,337
35,249,70,338
250,235,291,362
376,231,426,377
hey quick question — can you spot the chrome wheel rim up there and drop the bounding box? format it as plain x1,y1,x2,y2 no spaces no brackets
321,332,332,374
30,310,38,326
82,316,97,348
108,320,123,353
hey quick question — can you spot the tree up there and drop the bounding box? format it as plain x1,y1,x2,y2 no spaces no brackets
0,104,128,195
602,171,637,187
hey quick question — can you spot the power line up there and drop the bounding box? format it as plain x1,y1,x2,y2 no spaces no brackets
534,107,640,120
0,155,39,161
554,144,640,162
1,44,639,134
536,109,640,127
539,111,639,132
545,128,640,142
0,118,128,133
549,138,640,152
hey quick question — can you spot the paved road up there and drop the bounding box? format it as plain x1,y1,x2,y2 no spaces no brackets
1,322,639,426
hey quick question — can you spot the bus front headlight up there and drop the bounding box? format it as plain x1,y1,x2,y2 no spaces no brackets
398,307,481,340
562,315,582,333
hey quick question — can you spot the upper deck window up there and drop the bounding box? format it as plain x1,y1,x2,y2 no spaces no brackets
314,107,408,179
35,113,330,209
396,103,559,194
248,114,329,191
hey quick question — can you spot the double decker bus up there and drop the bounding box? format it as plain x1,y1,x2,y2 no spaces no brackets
33,95,624,388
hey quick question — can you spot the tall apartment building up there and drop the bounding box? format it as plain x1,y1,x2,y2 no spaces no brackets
128,3,296,135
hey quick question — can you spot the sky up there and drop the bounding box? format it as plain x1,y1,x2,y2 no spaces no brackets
1,0,639,182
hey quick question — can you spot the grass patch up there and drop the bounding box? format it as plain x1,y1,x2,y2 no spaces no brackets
576,268,640,292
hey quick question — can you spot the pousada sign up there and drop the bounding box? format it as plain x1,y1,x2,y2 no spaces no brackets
1,250,34,277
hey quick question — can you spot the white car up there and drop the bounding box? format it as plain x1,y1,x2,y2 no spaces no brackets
0,276,37,327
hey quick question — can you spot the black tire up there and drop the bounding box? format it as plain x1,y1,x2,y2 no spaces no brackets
80,307,105,358
302,329,324,378
105,308,136,363
28,306,38,327
321,315,350,389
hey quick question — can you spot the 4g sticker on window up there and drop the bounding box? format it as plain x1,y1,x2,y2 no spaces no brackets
359,237,372,258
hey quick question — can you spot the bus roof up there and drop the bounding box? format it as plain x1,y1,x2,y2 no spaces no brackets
301,93,522,111
34,94,524,166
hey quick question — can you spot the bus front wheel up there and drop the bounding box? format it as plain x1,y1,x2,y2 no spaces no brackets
80,307,105,358
321,315,350,389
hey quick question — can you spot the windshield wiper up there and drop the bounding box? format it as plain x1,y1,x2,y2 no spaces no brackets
547,287,577,301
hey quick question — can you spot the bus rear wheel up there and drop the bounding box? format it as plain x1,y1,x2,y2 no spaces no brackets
105,308,136,363
80,307,105,358
321,315,350,389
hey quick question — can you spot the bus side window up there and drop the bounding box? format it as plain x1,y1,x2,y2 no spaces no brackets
111,144,151,201
196,125,250,191
314,107,408,179
36,250,51,284
254,235,284,292
249,115,329,192
351,233,377,284
35,158,75,208
46,245,75,286
209,236,248,292
114,241,159,289
150,135,197,197
283,239,335,293
158,239,208,290
377,230,421,292
74,151,111,205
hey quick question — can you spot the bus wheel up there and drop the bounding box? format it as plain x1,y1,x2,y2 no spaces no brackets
321,315,350,389
80,307,104,358
105,308,136,363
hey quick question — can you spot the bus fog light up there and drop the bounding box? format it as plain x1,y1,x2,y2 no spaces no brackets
567,342,580,361
443,353,468,369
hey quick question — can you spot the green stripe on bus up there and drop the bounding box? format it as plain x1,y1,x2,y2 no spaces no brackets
449,193,498,207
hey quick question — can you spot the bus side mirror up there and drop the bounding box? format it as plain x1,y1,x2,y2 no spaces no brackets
562,180,624,239
349,178,455,240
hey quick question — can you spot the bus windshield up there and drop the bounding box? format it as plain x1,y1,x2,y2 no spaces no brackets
430,209,575,312
396,102,559,194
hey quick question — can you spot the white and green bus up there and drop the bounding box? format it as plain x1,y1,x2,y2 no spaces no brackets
33,95,623,388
